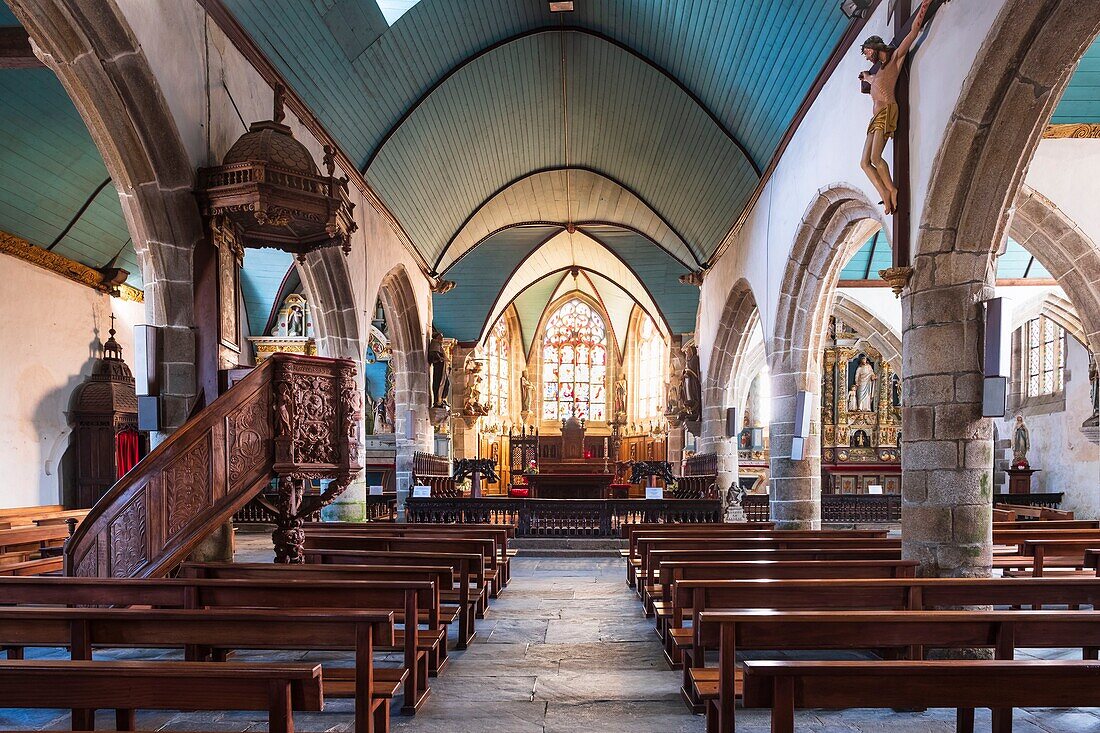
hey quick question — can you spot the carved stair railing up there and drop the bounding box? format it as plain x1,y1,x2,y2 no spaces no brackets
65,353,362,577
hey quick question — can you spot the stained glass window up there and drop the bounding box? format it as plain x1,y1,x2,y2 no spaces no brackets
635,315,665,419
542,299,607,422
486,317,510,415
1024,316,1065,397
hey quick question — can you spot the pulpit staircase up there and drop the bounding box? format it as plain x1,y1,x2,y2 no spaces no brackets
64,353,362,578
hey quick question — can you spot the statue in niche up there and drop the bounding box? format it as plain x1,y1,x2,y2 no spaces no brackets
427,330,450,408
850,430,870,448
850,355,878,412
520,370,533,414
287,304,305,337
680,344,702,422
857,0,932,214
846,385,859,412
1012,414,1031,468
891,373,902,408
614,372,628,419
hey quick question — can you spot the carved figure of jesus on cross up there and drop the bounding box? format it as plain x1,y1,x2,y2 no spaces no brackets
858,0,932,215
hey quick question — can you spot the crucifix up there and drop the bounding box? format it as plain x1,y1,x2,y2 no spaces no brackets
857,0,945,294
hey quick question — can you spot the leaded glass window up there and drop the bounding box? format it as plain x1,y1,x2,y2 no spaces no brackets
1024,316,1065,397
541,300,607,422
636,315,665,419
486,317,510,415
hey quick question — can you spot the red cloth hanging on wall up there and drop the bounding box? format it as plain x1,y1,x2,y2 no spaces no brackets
115,429,140,479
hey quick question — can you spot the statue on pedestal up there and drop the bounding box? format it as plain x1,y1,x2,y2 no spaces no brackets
853,355,878,412
428,330,450,408
1012,414,1031,469
680,344,702,422
520,369,533,416
613,372,628,420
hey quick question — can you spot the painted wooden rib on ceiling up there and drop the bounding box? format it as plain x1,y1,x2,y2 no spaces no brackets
1052,37,1100,124
513,272,566,355
222,0,848,262
0,67,139,287
439,169,695,273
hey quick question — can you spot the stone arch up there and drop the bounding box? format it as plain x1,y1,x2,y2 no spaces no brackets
1009,186,1100,356
1011,292,1087,349
701,279,761,444
769,184,885,528
377,264,432,502
299,248,362,361
905,0,1100,577
9,0,205,428
832,294,902,373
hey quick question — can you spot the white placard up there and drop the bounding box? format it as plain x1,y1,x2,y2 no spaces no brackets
867,485,883,495
412,485,432,498
369,485,384,496
645,487,664,500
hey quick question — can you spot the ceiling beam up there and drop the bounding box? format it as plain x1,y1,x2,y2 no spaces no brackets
0,27,44,69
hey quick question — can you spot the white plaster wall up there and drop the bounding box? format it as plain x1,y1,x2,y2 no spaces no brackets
114,0,434,360
996,337,1100,519
699,2,1006,383
1025,140,1100,246
836,287,902,335
0,256,143,509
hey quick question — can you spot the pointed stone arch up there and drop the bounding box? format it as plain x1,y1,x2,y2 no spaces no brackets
1009,186,1100,356
378,264,433,502
299,248,362,361
701,279,761,445
769,184,885,528
832,294,902,374
9,0,205,428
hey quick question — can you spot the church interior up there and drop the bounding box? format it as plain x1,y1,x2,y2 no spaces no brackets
1,0,1099,731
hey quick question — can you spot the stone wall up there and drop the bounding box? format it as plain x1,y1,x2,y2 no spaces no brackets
0,256,143,508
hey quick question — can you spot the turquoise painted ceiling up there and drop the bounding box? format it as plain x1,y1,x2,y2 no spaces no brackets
432,223,697,343
1052,37,1100,124
222,0,849,270
0,64,140,287
841,231,1052,281
240,248,297,336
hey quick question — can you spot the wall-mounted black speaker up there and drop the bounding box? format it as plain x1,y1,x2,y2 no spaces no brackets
725,407,738,437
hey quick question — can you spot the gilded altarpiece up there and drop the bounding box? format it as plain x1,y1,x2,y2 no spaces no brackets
821,329,902,494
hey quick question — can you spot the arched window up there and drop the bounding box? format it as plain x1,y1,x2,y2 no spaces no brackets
486,317,510,415
635,314,665,419
1024,316,1065,397
542,299,608,422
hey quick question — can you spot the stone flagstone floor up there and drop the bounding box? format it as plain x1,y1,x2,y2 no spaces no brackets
2,540,1098,731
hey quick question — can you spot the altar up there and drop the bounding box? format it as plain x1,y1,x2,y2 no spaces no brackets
524,472,614,500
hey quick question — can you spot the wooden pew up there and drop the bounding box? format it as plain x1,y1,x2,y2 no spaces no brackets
621,527,885,586
304,533,503,602
1020,538,1100,576
301,548,484,647
699,610,1100,733
635,536,901,591
0,523,72,575
0,575,436,714
0,606,392,733
1087,547,1100,575
742,660,1100,733
305,522,514,586
179,561,455,671
651,558,919,658
672,576,1100,711
995,519,1099,530
0,659,322,733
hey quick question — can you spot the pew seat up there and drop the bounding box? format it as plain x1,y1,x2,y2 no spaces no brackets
742,660,1100,733
0,660,322,733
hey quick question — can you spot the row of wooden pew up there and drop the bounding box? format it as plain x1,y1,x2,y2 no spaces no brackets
0,504,88,576
0,519,516,733
619,520,1100,733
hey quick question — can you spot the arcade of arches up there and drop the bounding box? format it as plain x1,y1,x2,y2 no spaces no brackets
1,0,1100,729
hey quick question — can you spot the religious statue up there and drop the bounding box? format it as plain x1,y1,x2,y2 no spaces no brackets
858,0,932,214
520,369,533,415
613,372,628,419
680,344,702,422
427,330,450,408
1089,357,1099,421
463,358,490,417
1012,414,1031,468
852,355,877,412
847,385,859,412
287,304,305,337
